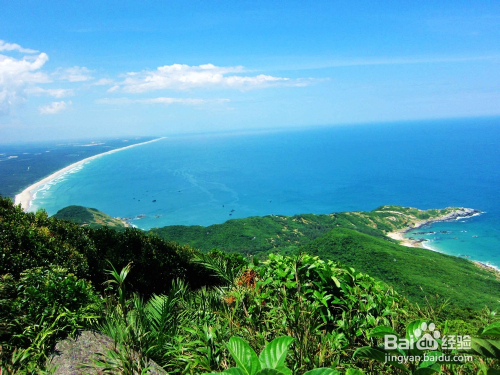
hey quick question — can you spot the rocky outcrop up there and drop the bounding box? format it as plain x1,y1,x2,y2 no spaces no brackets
47,331,166,374
402,207,481,233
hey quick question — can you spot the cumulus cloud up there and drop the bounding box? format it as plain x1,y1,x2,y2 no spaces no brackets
39,100,71,114
0,52,51,114
0,40,38,54
109,63,294,93
0,41,89,115
96,97,229,105
56,66,93,82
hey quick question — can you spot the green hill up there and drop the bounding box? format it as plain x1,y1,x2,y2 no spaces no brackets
53,205,127,229
2,196,500,373
50,203,497,311
149,205,478,256
148,205,496,311
299,227,500,311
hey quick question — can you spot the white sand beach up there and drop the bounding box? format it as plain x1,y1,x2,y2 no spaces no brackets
14,137,166,212
386,230,423,247
387,213,500,275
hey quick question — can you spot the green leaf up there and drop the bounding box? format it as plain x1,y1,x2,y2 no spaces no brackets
412,367,439,375
255,369,286,375
462,337,500,359
405,320,427,343
275,366,292,375
303,369,340,375
353,346,388,362
259,336,295,369
331,276,340,288
346,369,365,375
223,369,246,375
368,326,398,339
227,336,261,375
418,351,443,367
479,322,500,338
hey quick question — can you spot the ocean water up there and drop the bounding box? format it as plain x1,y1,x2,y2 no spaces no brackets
24,118,500,267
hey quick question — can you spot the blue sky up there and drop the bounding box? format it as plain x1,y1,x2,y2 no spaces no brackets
1,0,499,142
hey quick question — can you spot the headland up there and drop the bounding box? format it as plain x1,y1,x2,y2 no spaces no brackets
386,207,481,248
384,207,499,273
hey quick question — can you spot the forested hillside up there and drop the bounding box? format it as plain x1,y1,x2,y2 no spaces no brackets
2,197,499,374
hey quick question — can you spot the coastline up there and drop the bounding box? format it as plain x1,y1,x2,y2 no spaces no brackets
387,208,500,274
386,207,481,248
14,137,166,212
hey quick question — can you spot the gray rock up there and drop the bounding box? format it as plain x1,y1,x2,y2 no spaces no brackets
47,331,166,375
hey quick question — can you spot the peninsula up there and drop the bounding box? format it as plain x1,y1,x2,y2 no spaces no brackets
384,206,481,247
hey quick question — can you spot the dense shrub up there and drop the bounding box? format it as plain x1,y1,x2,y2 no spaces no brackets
0,266,101,371
0,197,92,278
0,196,227,297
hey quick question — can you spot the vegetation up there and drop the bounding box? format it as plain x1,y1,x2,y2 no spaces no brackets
150,207,498,312
1,196,499,374
53,205,127,229
300,228,500,312
149,205,466,255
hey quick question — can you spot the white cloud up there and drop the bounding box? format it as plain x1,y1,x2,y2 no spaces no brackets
56,66,93,82
39,100,71,114
0,40,38,54
0,42,92,115
110,63,295,93
0,52,51,114
92,78,114,86
96,97,229,105
25,87,74,98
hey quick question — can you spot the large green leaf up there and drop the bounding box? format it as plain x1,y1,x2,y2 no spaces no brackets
412,367,439,375
258,336,295,369
223,369,245,375
275,366,292,375
418,351,443,368
227,337,261,375
345,369,365,375
353,346,387,362
479,322,500,338
368,326,399,339
463,337,500,359
303,369,340,375
405,320,427,343
405,320,434,356
255,369,286,375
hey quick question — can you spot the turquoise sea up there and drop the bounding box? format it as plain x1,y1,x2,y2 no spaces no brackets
5,118,500,268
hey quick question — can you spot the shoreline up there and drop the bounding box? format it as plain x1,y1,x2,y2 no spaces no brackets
14,137,166,212
387,209,500,274
386,208,481,247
